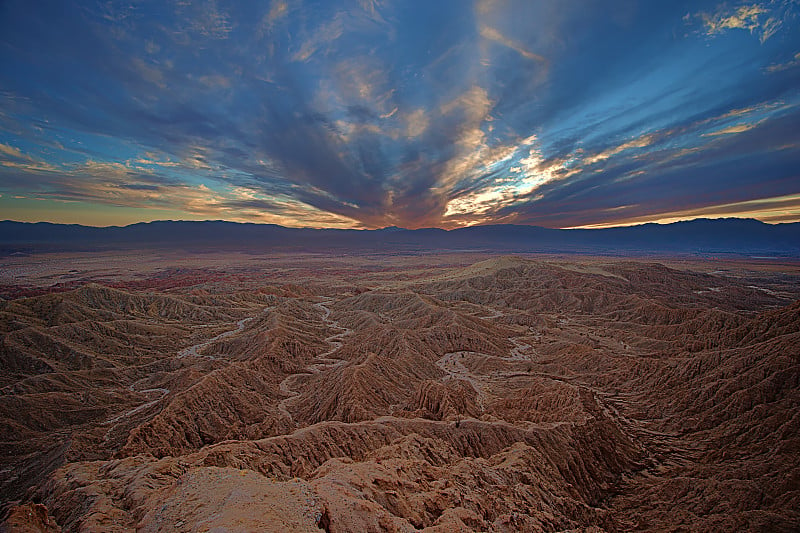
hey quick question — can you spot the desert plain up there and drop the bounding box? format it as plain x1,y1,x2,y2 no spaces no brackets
1,250,799,531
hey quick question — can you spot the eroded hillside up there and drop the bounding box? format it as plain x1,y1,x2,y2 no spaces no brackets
1,254,798,531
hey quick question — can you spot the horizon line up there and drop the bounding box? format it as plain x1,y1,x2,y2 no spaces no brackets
1,216,794,232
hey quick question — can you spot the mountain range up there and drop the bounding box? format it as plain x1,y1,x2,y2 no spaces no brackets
1,218,799,256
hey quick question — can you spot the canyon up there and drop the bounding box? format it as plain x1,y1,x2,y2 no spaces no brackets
1,250,798,531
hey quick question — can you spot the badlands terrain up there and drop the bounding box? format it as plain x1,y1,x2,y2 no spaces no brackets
0,251,799,531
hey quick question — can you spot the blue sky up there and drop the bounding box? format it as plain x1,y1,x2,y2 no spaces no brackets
0,0,799,228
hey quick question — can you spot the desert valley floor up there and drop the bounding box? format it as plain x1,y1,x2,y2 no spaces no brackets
1,251,798,532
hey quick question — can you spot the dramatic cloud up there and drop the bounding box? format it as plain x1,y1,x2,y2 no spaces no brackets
0,0,798,228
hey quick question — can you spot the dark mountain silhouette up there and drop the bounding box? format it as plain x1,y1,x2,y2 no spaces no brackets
1,218,798,256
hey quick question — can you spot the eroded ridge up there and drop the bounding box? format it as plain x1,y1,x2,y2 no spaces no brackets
1,255,798,531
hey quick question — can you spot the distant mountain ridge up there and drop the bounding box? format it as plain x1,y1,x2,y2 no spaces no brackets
1,218,798,256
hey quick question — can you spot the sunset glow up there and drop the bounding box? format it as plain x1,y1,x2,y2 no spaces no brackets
1,1,799,228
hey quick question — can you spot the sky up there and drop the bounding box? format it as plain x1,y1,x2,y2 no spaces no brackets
0,0,799,229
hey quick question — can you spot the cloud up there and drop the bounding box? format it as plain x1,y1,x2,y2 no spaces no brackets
179,0,233,39
568,193,800,228
693,2,792,43
0,143,27,160
356,0,387,23
267,0,289,26
703,4,768,33
1,0,798,230
0,154,361,228
582,134,655,166
405,109,429,139
766,51,800,73
441,135,569,224
131,58,166,88
435,85,495,192
517,111,800,228
702,122,762,136
196,74,232,89
478,25,548,64
380,107,398,119
0,143,57,172
291,13,346,62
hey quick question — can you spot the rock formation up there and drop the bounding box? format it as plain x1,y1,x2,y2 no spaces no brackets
1,254,798,531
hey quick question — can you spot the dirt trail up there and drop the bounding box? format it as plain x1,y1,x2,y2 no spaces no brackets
482,307,505,319
177,306,274,359
480,306,538,361
102,387,170,426
277,299,352,422
436,351,490,411
435,309,540,413
509,336,533,360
